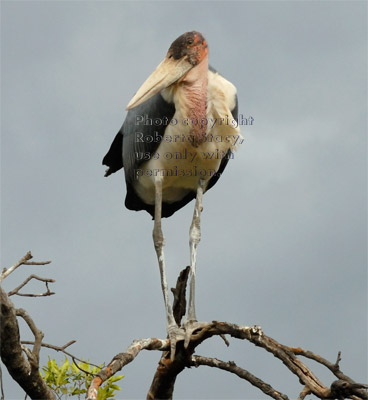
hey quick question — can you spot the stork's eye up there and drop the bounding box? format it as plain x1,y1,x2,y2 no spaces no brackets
187,39,194,45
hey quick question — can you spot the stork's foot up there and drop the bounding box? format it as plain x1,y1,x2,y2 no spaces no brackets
167,324,185,361
183,320,207,348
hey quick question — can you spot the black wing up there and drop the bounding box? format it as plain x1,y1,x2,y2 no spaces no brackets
103,92,175,178
103,93,176,217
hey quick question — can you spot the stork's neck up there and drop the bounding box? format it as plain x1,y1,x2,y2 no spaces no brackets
179,55,209,146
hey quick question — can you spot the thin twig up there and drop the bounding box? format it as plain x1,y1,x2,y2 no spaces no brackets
335,351,342,369
0,251,51,283
23,261,51,266
286,346,352,382
20,344,34,361
72,358,97,376
219,334,230,346
0,252,33,282
21,340,101,369
191,355,289,400
8,275,55,297
297,386,312,400
16,309,44,371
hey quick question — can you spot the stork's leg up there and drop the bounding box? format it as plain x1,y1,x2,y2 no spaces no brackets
153,177,184,360
184,179,207,347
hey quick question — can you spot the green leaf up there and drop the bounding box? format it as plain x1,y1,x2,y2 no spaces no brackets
109,375,124,383
41,358,123,399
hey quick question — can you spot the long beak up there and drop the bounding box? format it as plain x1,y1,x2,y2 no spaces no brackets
126,56,192,110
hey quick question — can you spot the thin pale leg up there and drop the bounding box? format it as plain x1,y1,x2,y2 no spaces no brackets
152,177,183,360
184,179,207,347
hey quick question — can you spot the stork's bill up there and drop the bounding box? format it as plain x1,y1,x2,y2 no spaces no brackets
126,32,208,110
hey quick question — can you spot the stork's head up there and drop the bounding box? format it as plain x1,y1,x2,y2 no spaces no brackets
167,31,208,66
126,31,208,110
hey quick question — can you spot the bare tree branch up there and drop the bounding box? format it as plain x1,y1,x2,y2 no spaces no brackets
20,340,104,371
23,261,52,266
22,339,76,352
2,258,366,400
191,355,289,400
0,286,55,400
86,318,368,399
287,347,350,380
87,319,368,400
85,265,367,400
87,338,169,400
330,381,368,400
0,251,51,283
0,252,33,282
171,266,190,326
297,386,312,400
16,308,44,371
8,274,55,297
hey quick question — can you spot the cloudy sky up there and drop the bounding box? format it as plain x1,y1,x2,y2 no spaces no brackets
1,1,367,399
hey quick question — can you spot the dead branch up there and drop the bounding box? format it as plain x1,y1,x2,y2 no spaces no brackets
1,251,54,298
287,348,368,400
0,251,51,283
144,270,192,400
287,347,348,380
21,339,76,352
171,266,190,326
0,252,33,282
0,285,55,400
86,319,367,400
298,386,312,400
16,308,44,371
330,381,368,400
87,338,169,400
0,253,57,399
147,341,191,400
8,274,55,297
86,267,368,400
2,256,366,400
191,355,289,400
21,340,103,370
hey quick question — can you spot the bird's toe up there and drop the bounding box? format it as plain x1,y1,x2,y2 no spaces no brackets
167,324,185,361
183,320,207,348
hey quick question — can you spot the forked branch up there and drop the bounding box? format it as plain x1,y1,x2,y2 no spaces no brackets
0,251,51,283
0,252,56,400
191,355,288,400
0,285,55,400
8,275,55,297
86,267,368,400
1,256,366,400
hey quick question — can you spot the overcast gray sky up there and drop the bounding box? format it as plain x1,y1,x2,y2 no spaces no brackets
1,1,367,399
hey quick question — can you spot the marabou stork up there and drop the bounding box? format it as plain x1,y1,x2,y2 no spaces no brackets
103,31,242,359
